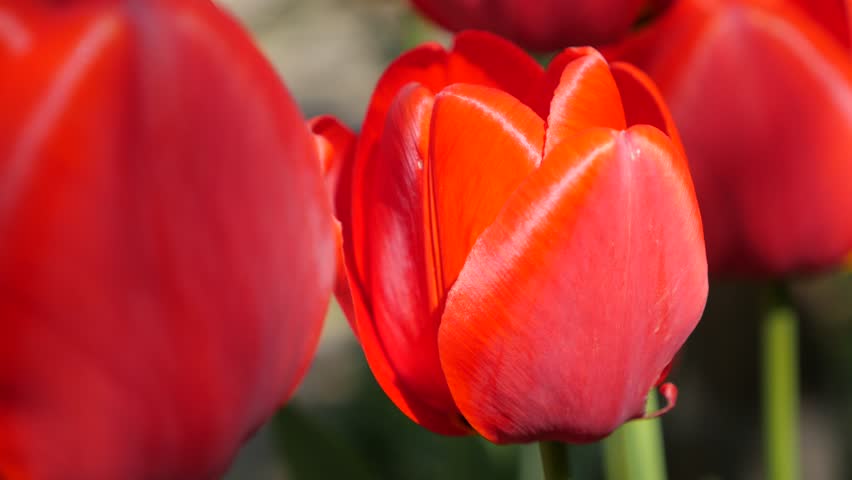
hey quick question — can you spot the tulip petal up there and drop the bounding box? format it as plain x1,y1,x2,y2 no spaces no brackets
439,126,707,443
411,0,646,51
643,383,678,419
426,83,544,303
541,50,626,157
610,61,684,153
351,44,449,235
309,115,358,327
353,31,545,211
350,83,469,435
447,30,544,108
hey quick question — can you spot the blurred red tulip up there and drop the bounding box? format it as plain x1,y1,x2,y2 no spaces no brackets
0,1,334,478
317,31,708,443
410,0,658,50
605,0,852,275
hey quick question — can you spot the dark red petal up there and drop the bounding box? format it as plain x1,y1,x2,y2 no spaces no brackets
439,126,707,444
1,2,334,478
446,30,544,109
351,44,449,241
309,115,358,327
610,61,684,153
426,83,544,305
599,0,710,90
541,50,626,157
350,84,469,435
410,0,647,51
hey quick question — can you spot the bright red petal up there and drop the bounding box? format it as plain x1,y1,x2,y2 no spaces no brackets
309,115,358,327
447,30,544,108
349,84,469,435
529,46,596,118
541,50,626,157
439,127,707,443
1,2,333,478
426,83,544,307
354,31,545,213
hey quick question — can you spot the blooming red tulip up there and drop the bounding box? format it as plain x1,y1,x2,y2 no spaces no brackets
0,2,334,478
410,0,659,50
317,31,708,443
605,0,852,275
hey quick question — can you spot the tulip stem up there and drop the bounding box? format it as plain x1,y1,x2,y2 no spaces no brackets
762,284,800,480
539,441,571,480
602,391,668,480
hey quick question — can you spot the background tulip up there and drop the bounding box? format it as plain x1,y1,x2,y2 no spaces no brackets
605,0,852,276
409,0,661,51
318,31,708,444
0,1,334,479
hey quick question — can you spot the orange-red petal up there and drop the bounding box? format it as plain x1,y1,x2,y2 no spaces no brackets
351,30,544,291
349,84,469,435
426,83,544,306
438,126,707,443
541,50,627,157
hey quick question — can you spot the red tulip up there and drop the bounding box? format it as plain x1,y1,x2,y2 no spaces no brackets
410,0,659,51
316,31,708,443
605,0,852,275
0,2,334,478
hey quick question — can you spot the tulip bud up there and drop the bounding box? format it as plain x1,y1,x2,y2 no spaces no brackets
319,31,708,443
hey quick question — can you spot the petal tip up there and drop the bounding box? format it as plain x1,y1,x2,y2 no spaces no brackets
643,382,679,419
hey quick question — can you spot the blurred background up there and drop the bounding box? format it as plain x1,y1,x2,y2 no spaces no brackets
213,1,852,478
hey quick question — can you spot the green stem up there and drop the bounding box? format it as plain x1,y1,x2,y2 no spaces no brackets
539,441,571,480
762,285,800,480
603,392,668,480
